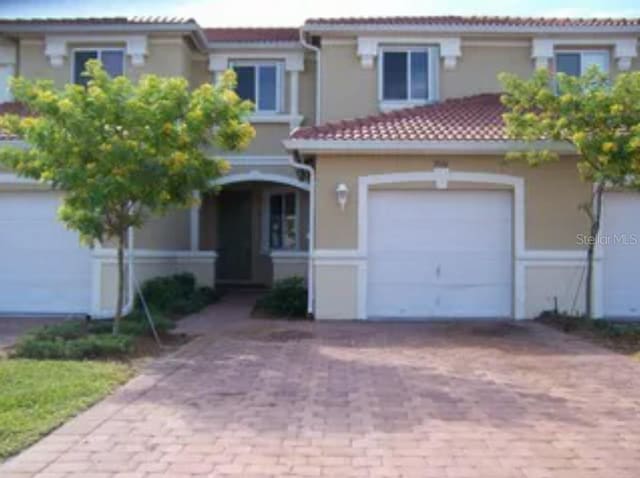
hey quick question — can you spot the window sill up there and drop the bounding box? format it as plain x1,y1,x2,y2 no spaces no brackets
270,250,309,262
249,114,304,128
379,100,436,113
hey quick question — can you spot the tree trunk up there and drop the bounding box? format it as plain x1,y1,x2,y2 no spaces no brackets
113,230,125,335
585,182,605,319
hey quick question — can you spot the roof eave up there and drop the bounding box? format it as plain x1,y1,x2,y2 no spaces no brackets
302,23,640,36
0,21,210,53
207,40,302,50
283,139,575,155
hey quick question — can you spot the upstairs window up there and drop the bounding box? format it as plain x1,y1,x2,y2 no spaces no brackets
73,49,125,86
231,61,283,113
380,47,437,106
555,51,610,77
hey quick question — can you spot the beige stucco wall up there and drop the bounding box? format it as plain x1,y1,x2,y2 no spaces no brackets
315,154,591,251
99,255,216,310
319,43,534,123
135,208,191,250
320,43,378,123
272,258,308,282
18,36,192,88
441,45,532,98
315,264,359,319
318,41,639,123
525,265,586,318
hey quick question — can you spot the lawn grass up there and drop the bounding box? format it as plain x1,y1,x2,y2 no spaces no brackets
0,359,132,460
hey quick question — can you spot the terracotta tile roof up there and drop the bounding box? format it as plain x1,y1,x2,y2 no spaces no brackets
204,27,299,43
290,94,508,142
305,15,640,28
0,102,30,141
0,16,195,25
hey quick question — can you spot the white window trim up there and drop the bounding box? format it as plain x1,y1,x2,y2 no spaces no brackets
229,60,284,114
71,47,126,84
378,46,439,111
553,49,611,75
261,188,300,253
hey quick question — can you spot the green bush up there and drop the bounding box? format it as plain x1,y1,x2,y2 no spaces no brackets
137,273,219,316
30,321,87,341
255,277,308,318
13,334,133,360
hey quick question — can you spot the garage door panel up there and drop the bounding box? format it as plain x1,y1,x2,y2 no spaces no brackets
437,284,512,317
603,192,640,317
0,192,91,314
367,189,513,319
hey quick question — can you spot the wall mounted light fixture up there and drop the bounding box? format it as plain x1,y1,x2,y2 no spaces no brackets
336,183,349,211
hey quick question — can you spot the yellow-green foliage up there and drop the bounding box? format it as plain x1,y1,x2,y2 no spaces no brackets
0,61,255,245
499,68,640,187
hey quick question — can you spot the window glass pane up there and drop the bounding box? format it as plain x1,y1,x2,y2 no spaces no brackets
269,195,283,249
282,193,297,249
258,65,277,111
556,53,581,77
383,51,408,100
234,66,256,103
410,51,429,100
100,50,124,77
74,51,98,85
582,52,609,74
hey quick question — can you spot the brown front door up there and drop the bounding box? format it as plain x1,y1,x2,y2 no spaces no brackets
217,190,252,281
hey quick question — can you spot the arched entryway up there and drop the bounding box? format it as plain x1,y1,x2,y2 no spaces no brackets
200,172,310,288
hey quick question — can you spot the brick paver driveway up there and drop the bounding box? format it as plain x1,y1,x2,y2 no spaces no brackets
3,292,640,478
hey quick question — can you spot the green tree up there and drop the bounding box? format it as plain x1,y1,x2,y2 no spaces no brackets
0,60,255,333
500,67,640,318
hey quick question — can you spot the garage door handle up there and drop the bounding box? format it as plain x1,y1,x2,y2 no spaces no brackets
436,265,441,278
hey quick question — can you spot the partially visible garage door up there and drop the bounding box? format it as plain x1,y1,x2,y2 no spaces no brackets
602,192,640,318
367,189,513,319
0,191,92,314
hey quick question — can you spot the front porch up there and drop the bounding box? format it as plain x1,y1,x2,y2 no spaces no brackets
198,178,310,288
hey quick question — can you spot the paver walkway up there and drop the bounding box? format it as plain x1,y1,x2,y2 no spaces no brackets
2,291,640,477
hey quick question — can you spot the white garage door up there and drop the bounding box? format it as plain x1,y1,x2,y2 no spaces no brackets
367,189,513,319
0,191,92,314
602,192,640,318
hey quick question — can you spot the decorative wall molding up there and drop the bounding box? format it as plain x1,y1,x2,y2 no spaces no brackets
532,37,638,71
208,50,305,72
92,248,217,262
44,34,148,67
224,155,291,167
356,36,462,69
211,170,310,191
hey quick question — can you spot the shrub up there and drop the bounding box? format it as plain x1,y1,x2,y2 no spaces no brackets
118,310,176,336
255,277,308,318
13,334,133,360
29,320,87,341
137,273,219,316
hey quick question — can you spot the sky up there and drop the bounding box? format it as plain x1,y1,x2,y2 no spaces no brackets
0,0,639,27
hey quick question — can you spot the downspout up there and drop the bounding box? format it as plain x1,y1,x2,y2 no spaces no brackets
299,27,321,124
288,153,315,318
92,227,135,319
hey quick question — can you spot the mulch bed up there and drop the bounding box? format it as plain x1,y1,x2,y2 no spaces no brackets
537,313,640,358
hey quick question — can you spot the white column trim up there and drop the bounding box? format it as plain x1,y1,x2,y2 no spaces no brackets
289,70,300,119
190,190,200,251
